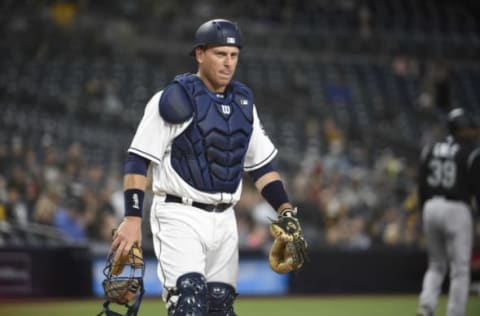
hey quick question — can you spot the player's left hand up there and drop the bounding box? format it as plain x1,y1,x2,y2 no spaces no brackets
111,216,142,262
268,208,308,274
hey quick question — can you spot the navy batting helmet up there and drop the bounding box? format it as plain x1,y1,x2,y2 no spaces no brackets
190,19,242,56
447,108,478,134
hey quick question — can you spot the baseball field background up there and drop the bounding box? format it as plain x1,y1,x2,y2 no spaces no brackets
1,295,479,316
1,2,480,316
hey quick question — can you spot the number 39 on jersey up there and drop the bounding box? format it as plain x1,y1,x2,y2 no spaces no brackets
427,142,459,189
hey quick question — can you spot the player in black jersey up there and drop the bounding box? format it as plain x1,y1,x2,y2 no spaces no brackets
416,108,480,316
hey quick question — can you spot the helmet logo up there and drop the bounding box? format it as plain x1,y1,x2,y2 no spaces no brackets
226,37,236,44
449,108,464,120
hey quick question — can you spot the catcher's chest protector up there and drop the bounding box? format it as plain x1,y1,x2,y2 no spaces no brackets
170,73,254,193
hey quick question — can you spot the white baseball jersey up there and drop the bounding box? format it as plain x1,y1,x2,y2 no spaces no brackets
128,90,278,204
128,88,277,292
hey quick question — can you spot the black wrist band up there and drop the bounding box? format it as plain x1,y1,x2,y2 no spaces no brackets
260,180,289,211
124,189,144,217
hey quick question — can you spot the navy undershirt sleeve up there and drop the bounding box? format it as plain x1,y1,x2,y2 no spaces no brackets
248,163,290,211
248,163,274,182
124,152,150,176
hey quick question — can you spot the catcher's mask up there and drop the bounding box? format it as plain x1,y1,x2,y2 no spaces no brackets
97,246,145,316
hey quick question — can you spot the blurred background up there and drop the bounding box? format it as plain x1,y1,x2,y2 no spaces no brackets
0,0,480,299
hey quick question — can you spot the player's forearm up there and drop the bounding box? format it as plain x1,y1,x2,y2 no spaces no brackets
254,170,281,191
124,173,148,191
123,152,150,217
254,171,293,213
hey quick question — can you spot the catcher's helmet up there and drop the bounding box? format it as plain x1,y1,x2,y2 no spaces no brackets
447,108,478,134
190,19,242,56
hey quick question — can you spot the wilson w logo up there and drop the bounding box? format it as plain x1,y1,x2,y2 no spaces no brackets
221,105,231,115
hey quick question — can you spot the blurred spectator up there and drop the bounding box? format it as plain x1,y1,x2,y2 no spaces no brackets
348,216,371,249
50,1,77,28
0,144,8,173
96,211,118,241
248,200,277,252
327,74,352,109
357,3,372,39
371,205,414,246
432,61,451,112
391,54,419,77
418,60,452,113
94,187,118,238
322,117,345,151
42,145,63,194
103,82,123,117
5,184,29,226
53,198,87,242
33,192,58,226
235,182,260,250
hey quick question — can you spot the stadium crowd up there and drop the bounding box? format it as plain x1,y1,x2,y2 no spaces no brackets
0,116,429,251
0,0,479,253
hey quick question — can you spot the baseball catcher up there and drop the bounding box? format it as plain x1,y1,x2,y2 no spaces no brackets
113,18,308,315
269,207,308,273
97,243,145,316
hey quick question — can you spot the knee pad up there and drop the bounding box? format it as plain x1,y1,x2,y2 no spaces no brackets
207,282,237,316
167,272,208,316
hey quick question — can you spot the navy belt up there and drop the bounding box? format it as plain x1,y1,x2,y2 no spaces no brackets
433,195,465,203
165,194,232,213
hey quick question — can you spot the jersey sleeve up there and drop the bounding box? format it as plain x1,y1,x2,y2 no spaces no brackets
128,91,190,165
243,105,277,172
417,145,431,210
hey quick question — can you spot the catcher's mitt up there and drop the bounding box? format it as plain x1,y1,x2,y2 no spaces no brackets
97,243,145,316
269,208,308,274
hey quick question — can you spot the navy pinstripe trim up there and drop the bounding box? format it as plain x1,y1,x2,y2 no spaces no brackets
129,147,161,165
154,215,168,287
244,148,278,171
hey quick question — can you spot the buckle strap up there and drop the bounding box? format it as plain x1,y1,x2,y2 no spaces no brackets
165,194,231,212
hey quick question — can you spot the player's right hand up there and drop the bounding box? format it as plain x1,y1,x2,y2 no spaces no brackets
111,216,142,262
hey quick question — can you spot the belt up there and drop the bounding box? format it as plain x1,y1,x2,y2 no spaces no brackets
432,195,466,203
164,194,232,213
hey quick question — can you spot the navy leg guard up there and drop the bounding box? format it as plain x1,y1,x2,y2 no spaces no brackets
169,272,208,316
207,282,237,316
